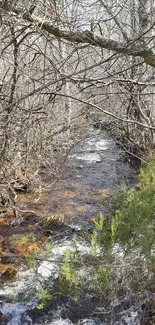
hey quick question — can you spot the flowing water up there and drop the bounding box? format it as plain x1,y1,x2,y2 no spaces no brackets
0,129,139,325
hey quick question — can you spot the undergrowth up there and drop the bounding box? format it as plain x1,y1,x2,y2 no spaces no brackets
57,155,155,319
25,156,155,322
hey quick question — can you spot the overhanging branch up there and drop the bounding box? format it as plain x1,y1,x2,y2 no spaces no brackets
1,1,155,68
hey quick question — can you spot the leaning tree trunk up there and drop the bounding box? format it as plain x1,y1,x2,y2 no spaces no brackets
124,0,154,152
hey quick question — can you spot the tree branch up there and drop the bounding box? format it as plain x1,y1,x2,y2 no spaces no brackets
43,91,155,130
0,1,155,68
99,0,129,40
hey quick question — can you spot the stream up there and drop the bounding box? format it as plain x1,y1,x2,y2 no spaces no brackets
0,129,139,325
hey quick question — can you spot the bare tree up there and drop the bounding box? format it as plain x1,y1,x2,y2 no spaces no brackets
0,0,154,175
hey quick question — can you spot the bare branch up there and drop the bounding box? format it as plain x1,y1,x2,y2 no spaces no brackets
99,0,129,40
43,91,155,130
0,2,155,68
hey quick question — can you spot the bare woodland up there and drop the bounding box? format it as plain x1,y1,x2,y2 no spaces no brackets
0,0,155,182
0,3,154,323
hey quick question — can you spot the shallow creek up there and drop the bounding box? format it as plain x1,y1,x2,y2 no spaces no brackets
0,129,138,325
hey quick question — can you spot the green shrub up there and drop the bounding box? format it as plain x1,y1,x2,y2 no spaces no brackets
115,157,155,259
59,157,155,305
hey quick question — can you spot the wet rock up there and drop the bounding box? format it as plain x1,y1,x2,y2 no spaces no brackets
0,311,8,325
76,165,84,169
